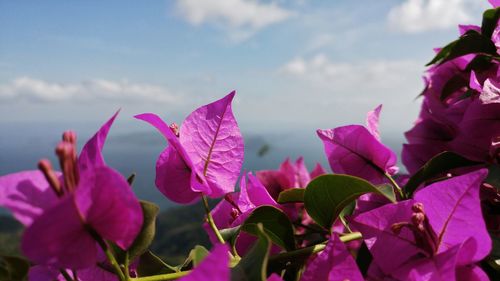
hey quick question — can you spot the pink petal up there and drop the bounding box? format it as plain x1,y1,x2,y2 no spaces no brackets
301,234,363,281
469,71,482,92
255,170,285,199
295,157,312,187
78,110,119,173
180,91,244,198
21,196,97,269
28,266,64,281
479,78,500,104
155,147,201,204
456,265,489,281
0,170,59,226
351,200,422,274
489,0,500,7
75,166,143,250
267,273,283,281
458,25,481,36
391,244,460,281
178,244,229,281
205,192,238,244
134,113,210,195
309,163,326,180
414,169,491,263
245,172,277,208
279,158,300,188
317,125,398,184
78,266,120,281
366,104,382,140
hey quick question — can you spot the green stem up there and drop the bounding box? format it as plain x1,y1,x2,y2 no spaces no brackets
269,232,362,264
93,233,126,281
202,195,225,244
338,215,352,233
124,251,130,280
131,271,191,281
384,172,405,199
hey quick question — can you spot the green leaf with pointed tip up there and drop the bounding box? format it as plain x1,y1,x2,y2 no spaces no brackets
231,224,271,281
277,188,305,203
241,206,296,251
426,31,497,66
0,256,30,281
136,251,177,277
404,151,481,197
481,8,500,38
304,174,387,229
377,184,396,203
178,245,210,269
127,200,160,260
220,226,241,249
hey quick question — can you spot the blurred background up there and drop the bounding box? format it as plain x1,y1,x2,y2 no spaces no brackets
0,0,491,262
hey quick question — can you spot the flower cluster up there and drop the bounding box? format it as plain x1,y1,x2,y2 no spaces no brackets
1,2,500,281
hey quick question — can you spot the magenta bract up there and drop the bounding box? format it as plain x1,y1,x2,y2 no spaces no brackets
351,169,490,280
301,234,363,281
135,92,244,204
1,112,143,269
178,244,229,281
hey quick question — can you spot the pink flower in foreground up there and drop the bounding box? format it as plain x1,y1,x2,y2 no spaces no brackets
351,170,491,280
300,234,363,281
178,244,230,281
317,105,398,184
135,92,244,204
0,112,143,269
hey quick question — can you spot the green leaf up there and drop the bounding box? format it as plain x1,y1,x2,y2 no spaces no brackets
481,8,500,38
0,256,30,281
135,251,177,277
404,151,481,197
377,184,396,203
426,31,497,66
485,164,500,189
127,200,160,260
241,206,296,251
231,224,271,281
220,226,241,249
304,174,387,229
178,245,210,269
277,188,305,203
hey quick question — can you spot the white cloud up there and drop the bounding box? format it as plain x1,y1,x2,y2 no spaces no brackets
175,0,292,40
280,54,424,96
0,77,181,104
387,0,488,33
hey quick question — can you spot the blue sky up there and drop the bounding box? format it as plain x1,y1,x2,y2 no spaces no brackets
0,0,491,136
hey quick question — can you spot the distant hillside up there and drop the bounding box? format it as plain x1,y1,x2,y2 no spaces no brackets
0,202,214,265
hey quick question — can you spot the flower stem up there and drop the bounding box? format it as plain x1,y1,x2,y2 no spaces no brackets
202,195,225,244
130,271,191,281
269,232,362,264
339,215,352,233
384,172,405,199
91,230,126,281
124,251,131,280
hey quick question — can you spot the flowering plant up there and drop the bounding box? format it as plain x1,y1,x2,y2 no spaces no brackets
1,2,500,281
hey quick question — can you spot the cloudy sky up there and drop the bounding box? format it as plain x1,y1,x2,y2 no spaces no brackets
0,0,491,137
